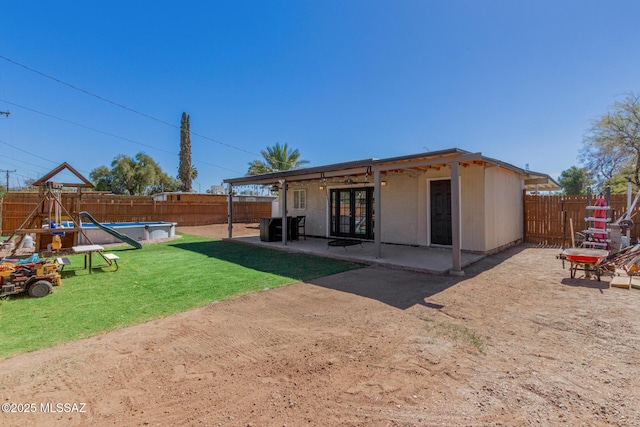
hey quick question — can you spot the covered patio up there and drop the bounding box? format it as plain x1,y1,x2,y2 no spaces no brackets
224,148,558,275
225,235,486,274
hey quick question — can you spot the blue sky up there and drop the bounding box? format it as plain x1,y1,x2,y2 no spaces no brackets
1,1,639,191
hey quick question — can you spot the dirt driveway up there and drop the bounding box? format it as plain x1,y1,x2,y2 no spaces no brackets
1,225,639,426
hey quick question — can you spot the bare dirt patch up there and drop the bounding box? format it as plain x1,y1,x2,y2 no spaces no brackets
1,236,639,426
177,222,260,239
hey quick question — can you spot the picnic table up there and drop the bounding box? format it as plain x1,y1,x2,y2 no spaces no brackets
72,244,104,274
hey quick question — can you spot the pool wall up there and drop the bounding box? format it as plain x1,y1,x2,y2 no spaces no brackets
78,222,177,245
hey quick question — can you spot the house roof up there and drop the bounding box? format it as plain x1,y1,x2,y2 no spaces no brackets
224,148,560,191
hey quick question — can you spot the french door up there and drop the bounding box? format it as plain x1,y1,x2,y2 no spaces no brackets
330,188,374,239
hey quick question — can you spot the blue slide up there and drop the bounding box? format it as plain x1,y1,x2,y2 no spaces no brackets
79,211,143,249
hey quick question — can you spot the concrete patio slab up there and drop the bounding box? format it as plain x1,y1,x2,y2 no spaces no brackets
224,235,485,274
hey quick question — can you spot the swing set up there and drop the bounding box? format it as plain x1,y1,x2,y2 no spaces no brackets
4,163,96,256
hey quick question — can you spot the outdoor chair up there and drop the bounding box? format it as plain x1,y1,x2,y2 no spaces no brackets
296,216,306,240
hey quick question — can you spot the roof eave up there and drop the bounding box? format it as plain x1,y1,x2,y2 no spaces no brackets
224,148,468,185
224,148,560,191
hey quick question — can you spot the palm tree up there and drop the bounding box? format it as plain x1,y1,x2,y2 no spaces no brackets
247,143,309,175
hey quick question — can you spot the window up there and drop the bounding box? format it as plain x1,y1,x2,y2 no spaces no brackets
293,189,306,210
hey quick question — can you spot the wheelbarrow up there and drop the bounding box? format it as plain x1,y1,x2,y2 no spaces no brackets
561,248,609,281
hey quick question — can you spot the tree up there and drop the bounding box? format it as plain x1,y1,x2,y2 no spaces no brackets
580,92,640,188
151,165,182,194
604,173,633,195
558,166,591,195
247,142,309,175
90,152,179,195
89,165,113,192
178,112,197,192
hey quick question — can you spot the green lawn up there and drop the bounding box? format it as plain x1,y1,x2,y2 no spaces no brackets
0,234,364,359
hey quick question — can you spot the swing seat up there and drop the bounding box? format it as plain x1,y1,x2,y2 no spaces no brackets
51,234,62,251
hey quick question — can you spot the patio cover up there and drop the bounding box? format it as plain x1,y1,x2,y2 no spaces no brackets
223,148,559,274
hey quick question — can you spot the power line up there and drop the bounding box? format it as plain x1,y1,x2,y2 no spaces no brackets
0,98,174,154
0,138,63,167
0,55,255,156
0,55,173,127
0,55,296,169
0,138,109,188
0,154,51,176
0,99,242,174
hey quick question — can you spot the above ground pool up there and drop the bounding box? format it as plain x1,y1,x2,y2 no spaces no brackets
78,221,177,245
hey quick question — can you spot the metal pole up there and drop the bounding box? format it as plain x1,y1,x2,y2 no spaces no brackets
627,178,632,239
374,169,382,258
281,180,287,245
450,161,463,275
227,184,233,238
586,187,592,233
606,185,611,224
561,199,566,250
0,169,15,192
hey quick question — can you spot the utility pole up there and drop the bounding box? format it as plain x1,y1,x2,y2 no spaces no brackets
1,112,11,192
0,169,15,192
0,113,13,192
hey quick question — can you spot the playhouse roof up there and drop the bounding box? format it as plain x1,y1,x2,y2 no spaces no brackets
32,162,95,188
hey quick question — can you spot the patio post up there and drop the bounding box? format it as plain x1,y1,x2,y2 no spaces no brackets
374,169,382,258
450,161,463,275
280,179,288,246
627,177,632,240
227,184,233,238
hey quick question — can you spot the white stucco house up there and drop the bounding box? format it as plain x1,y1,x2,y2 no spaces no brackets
223,148,559,274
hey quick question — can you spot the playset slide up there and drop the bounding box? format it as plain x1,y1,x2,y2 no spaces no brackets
79,212,142,249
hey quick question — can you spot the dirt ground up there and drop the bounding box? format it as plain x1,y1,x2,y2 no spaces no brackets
1,224,639,426
178,223,262,239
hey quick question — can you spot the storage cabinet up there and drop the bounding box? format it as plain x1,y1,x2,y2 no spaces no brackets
259,217,298,241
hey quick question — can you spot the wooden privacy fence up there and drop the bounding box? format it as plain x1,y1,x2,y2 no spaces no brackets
10,191,637,246
524,194,640,246
0,192,272,233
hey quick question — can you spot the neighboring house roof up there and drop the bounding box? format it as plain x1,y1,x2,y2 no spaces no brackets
224,148,560,191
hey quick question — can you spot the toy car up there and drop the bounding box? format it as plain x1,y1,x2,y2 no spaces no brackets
0,259,62,298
